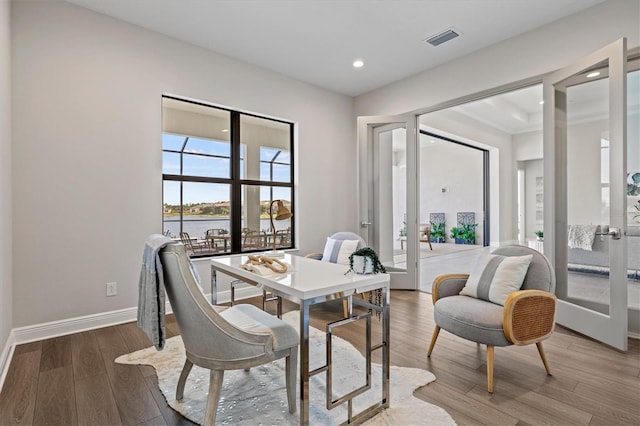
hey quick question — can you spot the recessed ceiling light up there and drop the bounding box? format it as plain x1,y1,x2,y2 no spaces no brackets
221,129,229,133
539,100,544,105
352,59,364,68
586,71,601,78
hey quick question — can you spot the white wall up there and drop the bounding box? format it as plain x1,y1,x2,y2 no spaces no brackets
355,0,640,244
420,109,512,244
513,130,543,161
419,140,484,245
516,110,640,237
522,159,544,240
11,1,355,327
0,0,13,354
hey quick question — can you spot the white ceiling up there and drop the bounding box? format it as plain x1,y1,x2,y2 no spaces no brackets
65,0,604,97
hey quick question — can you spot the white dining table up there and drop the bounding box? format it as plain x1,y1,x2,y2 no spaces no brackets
210,253,390,425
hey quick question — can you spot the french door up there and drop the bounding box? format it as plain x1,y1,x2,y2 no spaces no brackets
544,38,629,350
357,114,418,290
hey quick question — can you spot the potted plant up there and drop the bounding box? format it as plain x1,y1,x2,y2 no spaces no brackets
627,172,640,196
450,223,476,244
430,221,445,243
349,247,387,274
534,230,544,241
399,216,407,237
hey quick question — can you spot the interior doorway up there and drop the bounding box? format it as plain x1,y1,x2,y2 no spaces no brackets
417,130,489,248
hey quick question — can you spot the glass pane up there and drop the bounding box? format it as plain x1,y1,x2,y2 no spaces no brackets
182,153,230,178
240,115,291,182
562,59,611,314
240,185,292,252
162,133,186,151
184,137,229,155
162,151,181,175
272,163,290,182
369,127,408,272
162,98,230,144
163,180,181,239
627,68,640,311
181,182,231,255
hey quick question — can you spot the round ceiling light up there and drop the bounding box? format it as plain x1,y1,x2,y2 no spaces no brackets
586,71,601,78
352,59,364,68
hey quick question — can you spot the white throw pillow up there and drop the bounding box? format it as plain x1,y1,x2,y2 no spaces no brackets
321,238,359,265
460,253,533,306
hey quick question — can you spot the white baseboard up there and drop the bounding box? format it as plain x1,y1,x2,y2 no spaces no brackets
12,307,140,346
0,286,262,393
11,287,261,346
0,330,16,394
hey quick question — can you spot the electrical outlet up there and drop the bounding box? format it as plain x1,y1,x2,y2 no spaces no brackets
106,282,117,297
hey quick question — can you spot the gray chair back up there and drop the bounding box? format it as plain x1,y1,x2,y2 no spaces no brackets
329,231,366,251
159,243,270,365
492,245,555,294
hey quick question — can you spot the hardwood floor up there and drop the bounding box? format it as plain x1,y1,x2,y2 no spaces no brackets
1,292,639,425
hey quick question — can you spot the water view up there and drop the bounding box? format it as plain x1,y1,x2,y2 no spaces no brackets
163,216,291,240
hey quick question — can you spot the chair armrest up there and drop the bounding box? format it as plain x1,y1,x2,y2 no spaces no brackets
503,290,557,345
305,253,323,260
432,274,469,303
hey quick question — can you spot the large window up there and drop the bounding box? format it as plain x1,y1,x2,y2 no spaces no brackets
162,96,294,257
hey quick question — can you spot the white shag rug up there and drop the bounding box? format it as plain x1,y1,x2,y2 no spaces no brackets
116,311,455,425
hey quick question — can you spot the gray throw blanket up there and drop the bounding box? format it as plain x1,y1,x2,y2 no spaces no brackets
137,234,173,350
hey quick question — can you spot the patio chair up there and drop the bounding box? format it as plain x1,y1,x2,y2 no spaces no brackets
179,232,209,256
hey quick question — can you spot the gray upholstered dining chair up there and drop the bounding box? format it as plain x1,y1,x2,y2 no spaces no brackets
159,243,299,425
427,245,556,393
306,231,366,261
306,231,367,316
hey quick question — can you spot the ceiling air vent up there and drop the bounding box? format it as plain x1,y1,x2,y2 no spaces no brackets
424,28,460,47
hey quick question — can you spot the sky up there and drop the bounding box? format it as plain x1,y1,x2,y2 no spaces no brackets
162,133,291,206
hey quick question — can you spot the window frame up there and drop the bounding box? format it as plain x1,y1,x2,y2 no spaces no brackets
162,96,295,257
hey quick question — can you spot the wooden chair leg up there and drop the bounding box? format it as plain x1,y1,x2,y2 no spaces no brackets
536,342,552,375
487,345,494,393
203,370,224,426
176,359,193,400
427,326,440,357
286,348,298,414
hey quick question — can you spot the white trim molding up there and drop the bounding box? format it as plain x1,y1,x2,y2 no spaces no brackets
0,331,16,393
0,287,262,392
9,287,261,346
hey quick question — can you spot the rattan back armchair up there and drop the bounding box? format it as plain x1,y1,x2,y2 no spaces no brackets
427,245,556,393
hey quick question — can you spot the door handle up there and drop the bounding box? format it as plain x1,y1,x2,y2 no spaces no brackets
607,227,622,239
361,221,371,227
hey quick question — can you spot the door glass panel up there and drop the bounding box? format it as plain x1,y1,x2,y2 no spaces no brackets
562,59,612,314
359,116,415,290
627,68,640,312
374,127,407,273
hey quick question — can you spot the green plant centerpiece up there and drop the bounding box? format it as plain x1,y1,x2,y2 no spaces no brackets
349,247,386,274
430,221,445,243
450,223,477,244
534,230,544,240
